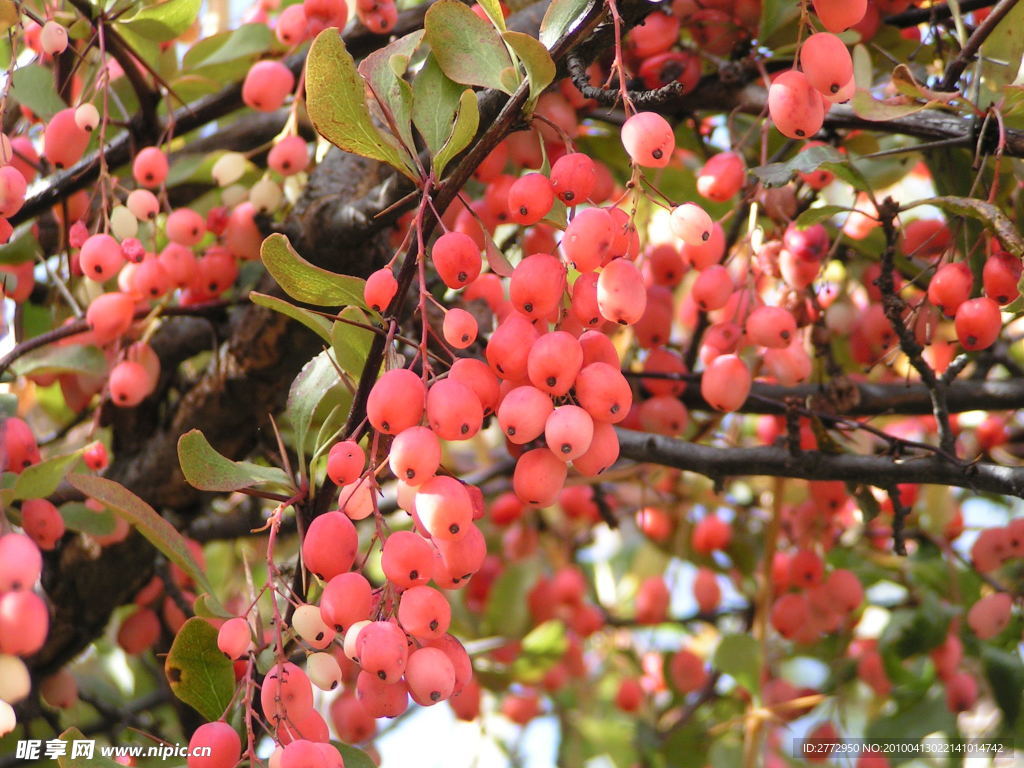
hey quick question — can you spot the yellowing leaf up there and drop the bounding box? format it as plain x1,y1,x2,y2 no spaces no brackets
305,29,417,180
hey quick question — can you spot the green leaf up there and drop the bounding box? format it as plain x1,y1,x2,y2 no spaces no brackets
914,196,1024,257
10,450,83,501
512,619,568,681
852,43,872,88
164,617,236,721
477,0,507,30
760,0,800,42
980,0,1024,89
334,744,376,768
182,23,272,75
794,205,849,229
0,224,38,265
484,559,538,637
358,31,424,167
982,645,1024,728
434,89,479,177
820,159,872,192
287,351,342,464
305,29,417,180
66,474,223,610
539,0,593,49
11,344,108,378
503,31,556,103
750,143,844,187
60,501,116,536
331,307,375,377
713,634,761,696
412,53,463,157
261,233,367,308
57,728,121,768
118,0,201,43
424,0,516,94
11,64,65,120
178,429,293,493
249,291,333,343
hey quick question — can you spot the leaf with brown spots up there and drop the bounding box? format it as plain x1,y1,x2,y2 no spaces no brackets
164,617,235,721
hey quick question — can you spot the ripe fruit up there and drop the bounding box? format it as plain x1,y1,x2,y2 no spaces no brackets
133,147,169,188
389,426,441,485
510,253,566,318
217,617,250,659
575,362,632,423
550,152,596,205
598,258,647,325
670,203,713,245
692,265,733,310
356,620,409,682
768,71,825,139
432,231,482,289
116,607,159,655
954,297,1001,350
562,207,614,272
406,647,456,705
187,722,241,768
692,514,731,553
0,591,49,656
967,592,1012,639
0,534,42,591
21,498,64,550
669,649,708,693
507,173,554,225
700,354,751,412
427,378,483,440
746,306,797,348
800,33,853,96
399,585,451,639
242,60,296,112
443,308,478,348
80,234,125,281
109,361,153,407
382,530,434,588
512,448,568,506
928,262,972,316
697,152,745,202
416,476,473,540
304,0,349,33
327,440,364,486
301,512,358,581
621,112,675,168
319,572,372,632
356,670,409,717
44,109,90,169
528,331,583,396
545,405,594,461
166,208,206,246
268,135,310,175
693,568,721,614
813,0,867,32
367,368,426,434
983,251,1022,304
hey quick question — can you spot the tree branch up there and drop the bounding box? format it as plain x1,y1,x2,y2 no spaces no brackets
939,0,1021,91
616,429,1024,498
